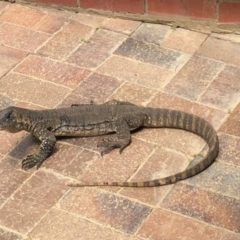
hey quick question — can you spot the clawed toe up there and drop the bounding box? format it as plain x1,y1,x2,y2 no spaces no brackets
97,137,130,156
22,155,40,170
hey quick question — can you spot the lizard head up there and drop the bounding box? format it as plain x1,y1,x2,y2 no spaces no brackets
0,107,18,132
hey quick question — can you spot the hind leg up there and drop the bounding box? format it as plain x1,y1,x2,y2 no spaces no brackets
97,118,131,155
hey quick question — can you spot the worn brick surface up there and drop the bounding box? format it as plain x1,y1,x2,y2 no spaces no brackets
138,208,240,240
30,208,138,240
218,133,240,167
220,102,240,137
73,72,122,102
73,12,107,27
78,138,154,183
0,131,27,156
68,29,127,69
0,4,239,239
0,227,23,240
115,37,190,70
211,33,240,44
0,44,27,78
0,171,68,234
132,23,171,45
97,55,173,90
148,0,216,19
0,73,70,108
110,82,157,105
15,54,91,88
197,37,240,67
60,188,151,234
161,183,240,233
186,162,240,199
164,56,223,101
199,65,240,110
162,28,208,53
120,148,188,205
38,20,94,60
0,157,30,206
33,12,70,34
102,18,141,35
0,23,50,52
0,4,45,28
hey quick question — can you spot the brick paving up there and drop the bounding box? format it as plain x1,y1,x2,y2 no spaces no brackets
0,2,239,240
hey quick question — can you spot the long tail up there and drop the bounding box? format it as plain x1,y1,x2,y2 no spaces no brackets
68,109,219,187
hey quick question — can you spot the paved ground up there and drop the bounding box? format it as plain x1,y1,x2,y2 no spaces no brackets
0,2,240,240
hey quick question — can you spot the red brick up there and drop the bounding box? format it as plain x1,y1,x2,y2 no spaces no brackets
148,0,216,19
162,28,208,54
30,208,136,240
199,65,240,110
72,12,107,27
73,72,122,102
0,171,68,234
218,133,240,167
0,23,50,52
219,2,240,23
161,183,240,233
0,73,70,108
33,13,69,34
60,188,151,234
15,55,91,88
138,208,240,240
220,102,240,138
0,4,45,28
80,0,145,14
28,0,77,7
0,157,30,206
197,37,240,67
0,45,27,78
111,82,157,106
38,20,94,60
67,29,127,69
120,148,188,205
102,18,141,35
97,55,173,90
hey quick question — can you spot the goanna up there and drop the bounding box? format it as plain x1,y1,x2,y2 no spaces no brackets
0,99,219,187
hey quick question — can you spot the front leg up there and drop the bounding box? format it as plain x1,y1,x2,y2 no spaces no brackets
22,125,56,170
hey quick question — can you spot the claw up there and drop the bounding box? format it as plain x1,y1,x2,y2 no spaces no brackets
22,155,39,170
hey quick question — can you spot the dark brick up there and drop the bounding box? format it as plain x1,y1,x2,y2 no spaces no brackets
138,208,240,240
114,38,189,70
161,183,240,233
164,56,223,101
60,188,151,234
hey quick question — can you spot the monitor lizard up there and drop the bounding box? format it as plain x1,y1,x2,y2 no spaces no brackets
0,99,219,187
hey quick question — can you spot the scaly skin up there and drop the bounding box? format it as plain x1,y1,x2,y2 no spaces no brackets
0,100,219,187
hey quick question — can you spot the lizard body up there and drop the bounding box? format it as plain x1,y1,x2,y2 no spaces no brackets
0,100,219,187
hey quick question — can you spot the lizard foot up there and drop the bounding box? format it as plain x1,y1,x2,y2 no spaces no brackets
22,154,45,170
97,137,130,156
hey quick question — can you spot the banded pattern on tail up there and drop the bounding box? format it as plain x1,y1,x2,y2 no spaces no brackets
68,108,219,188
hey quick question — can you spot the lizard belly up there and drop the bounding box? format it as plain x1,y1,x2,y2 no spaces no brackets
52,122,114,137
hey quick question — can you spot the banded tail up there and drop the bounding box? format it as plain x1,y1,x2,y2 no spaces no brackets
68,109,219,187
